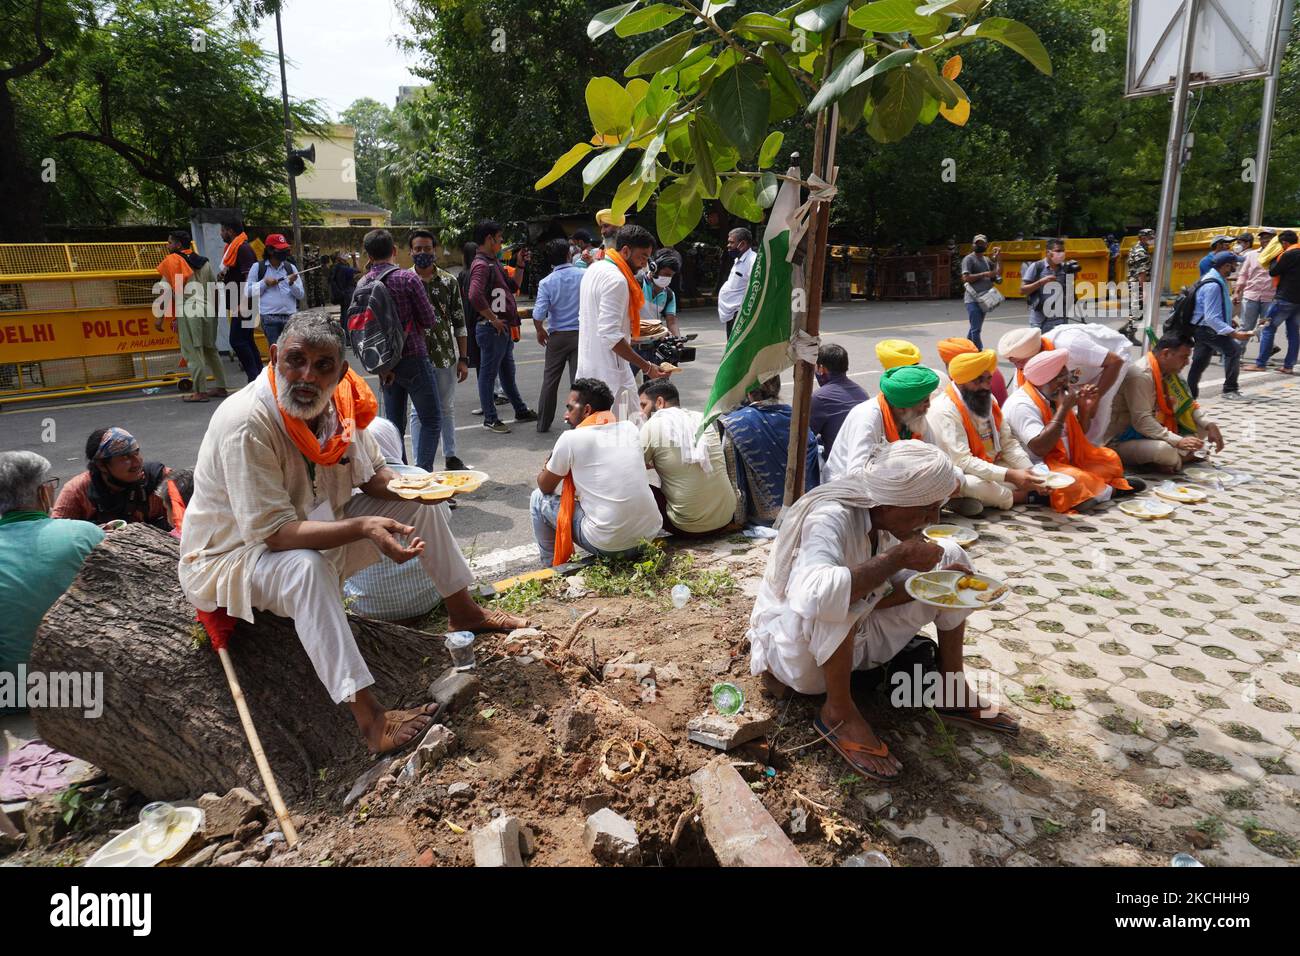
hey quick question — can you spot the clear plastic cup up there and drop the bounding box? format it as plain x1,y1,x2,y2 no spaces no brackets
444,631,476,670
671,584,691,609
842,850,892,867
138,801,176,852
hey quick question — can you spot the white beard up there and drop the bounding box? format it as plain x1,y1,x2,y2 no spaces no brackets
277,384,333,422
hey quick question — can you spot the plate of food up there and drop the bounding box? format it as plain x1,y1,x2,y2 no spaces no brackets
905,570,1010,610
1154,481,1208,503
657,361,681,375
923,524,979,547
428,470,490,494
387,473,455,501
1118,498,1175,519
1040,472,1076,490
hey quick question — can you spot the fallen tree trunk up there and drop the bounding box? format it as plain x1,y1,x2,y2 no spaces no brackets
30,524,448,802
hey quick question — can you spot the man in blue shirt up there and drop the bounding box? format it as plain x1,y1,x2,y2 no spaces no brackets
1197,236,1234,276
248,233,304,345
809,343,869,454
1187,251,1253,400
532,238,585,432
0,452,103,711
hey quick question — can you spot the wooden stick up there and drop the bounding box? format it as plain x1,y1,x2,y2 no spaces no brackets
217,646,299,847
561,607,598,652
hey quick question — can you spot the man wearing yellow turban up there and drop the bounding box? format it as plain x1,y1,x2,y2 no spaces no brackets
928,344,1044,513
875,339,921,370
825,362,937,481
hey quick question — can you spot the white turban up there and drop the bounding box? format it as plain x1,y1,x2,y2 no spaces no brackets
997,327,1041,361
764,440,962,598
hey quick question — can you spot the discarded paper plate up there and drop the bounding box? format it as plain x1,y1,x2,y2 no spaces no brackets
1119,498,1175,520
387,475,455,500
1154,481,1208,503
905,570,1010,610
84,806,203,868
923,524,978,547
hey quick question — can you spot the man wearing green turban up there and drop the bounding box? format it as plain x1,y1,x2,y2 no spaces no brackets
826,364,939,480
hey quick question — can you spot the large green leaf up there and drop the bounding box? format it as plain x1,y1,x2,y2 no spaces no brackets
758,130,784,168
610,171,643,215
756,171,780,209
836,80,872,132
762,44,808,108
918,93,940,125
849,48,918,88
733,12,796,45
689,119,718,198
795,0,849,34
535,143,593,190
637,175,660,211
645,71,679,117
849,0,940,35
806,46,864,114
704,61,771,159
966,17,1052,75
586,77,634,135
582,144,627,197
665,119,693,162
720,176,764,222
625,29,697,77
866,64,926,143
655,181,704,245
917,0,983,15
637,128,667,181
616,3,685,37
589,2,640,41
697,113,739,172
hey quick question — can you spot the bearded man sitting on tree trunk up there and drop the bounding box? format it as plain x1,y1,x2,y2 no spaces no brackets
178,310,526,755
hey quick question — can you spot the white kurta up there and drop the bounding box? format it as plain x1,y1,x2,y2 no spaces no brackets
576,259,638,418
747,500,972,695
824,398,931,482
928,389,1033,509
1045,324,1132,445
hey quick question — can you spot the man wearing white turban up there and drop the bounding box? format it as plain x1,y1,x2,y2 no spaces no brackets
747,441,1020,783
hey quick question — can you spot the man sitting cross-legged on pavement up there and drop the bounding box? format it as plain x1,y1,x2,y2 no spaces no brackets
1105,334,1225,474
179,311,525,756
928,339,1045,514
1004,349,1134,514
824,359,938,482
531,377,662,566
638,380,741,538
748,440,1020,783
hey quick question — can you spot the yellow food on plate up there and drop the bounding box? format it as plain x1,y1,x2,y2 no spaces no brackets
926,529,953,538
957,576,988,591
432,473,479,489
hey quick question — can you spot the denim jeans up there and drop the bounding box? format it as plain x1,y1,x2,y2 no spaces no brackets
1256,298,1300,370
964,300,985,349
529,488,642,566
475,324,526,424
1187,324,1241,397
1240,298,1268,333
409,365,459,461
382,353,442,470
228,314,263,384
260,314,291,346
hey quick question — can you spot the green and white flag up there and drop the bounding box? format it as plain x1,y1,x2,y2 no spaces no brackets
698,167,809,437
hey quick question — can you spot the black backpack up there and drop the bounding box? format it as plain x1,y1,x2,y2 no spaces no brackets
344,264,405,374
1165,276,1214,339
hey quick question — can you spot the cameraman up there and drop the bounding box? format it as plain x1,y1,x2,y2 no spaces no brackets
1021,238,1072,335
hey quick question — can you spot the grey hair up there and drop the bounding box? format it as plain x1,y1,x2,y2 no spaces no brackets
0,450,52,514
278,308,346,358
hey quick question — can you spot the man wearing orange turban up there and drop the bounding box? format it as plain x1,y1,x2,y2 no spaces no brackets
1003,350,1139,513
929,345,1045,513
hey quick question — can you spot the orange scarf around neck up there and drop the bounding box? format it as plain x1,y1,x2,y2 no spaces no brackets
267,365,378,466
552,410,618,567
1023,381,1129,513
876,393,911,442
604,250,647,340
1146,350,1178,434
221,231,248,268
947,384,1002,463
1015,338,1055,388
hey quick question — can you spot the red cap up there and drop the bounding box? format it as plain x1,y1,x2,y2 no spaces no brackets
265,233,290,250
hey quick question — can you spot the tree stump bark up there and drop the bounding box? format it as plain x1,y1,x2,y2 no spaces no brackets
30,524,449,802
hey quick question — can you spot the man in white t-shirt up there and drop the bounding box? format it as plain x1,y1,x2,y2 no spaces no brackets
530,377,663,566
717,228,757,339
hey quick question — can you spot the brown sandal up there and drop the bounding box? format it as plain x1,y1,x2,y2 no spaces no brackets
468,608,528,634
369,703,440,755
181,394,210,403
935,706,1021,736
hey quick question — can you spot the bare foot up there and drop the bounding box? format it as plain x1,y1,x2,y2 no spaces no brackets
820,701,902,779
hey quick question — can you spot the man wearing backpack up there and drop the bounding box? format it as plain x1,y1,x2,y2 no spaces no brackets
356,229,444,470
1186,251,1252,400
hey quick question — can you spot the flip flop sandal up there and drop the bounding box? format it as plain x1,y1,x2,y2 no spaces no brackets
813,717,900,783
369,704,440,755
471,609,528,634
934,706,1021,737
181,394,210,403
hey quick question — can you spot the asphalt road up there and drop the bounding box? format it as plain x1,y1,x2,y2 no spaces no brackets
0,298,1237,566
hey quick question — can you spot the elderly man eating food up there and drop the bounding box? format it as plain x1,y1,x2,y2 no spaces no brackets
825,361,938,481
179,310,525,755
1004,349,1134,513
928,340,1045,513
748,441,1020,783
